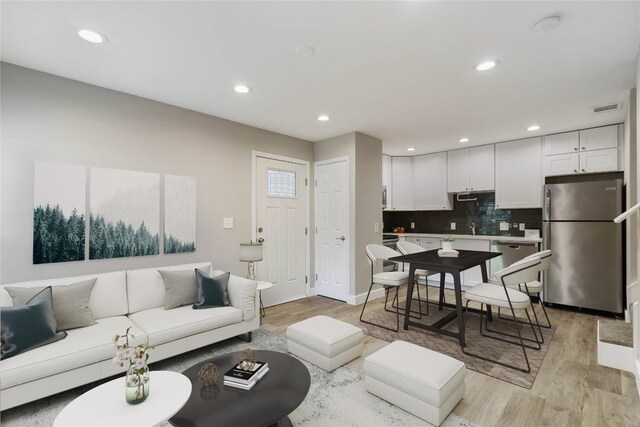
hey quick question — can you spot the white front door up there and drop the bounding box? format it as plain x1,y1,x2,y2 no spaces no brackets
315,159,349,301
256,156,307,306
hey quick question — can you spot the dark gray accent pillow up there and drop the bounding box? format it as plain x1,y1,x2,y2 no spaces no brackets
192,270,230,310
5,279,97,331
1,287,67,360
159,266,211,310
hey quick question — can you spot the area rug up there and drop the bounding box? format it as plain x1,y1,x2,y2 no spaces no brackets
0,329,475,427
356,297,556,389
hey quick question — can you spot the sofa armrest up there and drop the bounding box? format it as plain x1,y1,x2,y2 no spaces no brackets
225,273,258,321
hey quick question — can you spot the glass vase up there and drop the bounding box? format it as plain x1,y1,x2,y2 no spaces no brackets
125,363,150,405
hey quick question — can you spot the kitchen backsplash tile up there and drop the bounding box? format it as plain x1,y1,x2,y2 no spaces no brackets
383,192,542,237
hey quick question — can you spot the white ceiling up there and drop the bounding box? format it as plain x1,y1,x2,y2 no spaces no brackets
2,1,638,155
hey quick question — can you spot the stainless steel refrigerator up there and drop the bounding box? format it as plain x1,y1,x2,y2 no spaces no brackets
543,178,623,313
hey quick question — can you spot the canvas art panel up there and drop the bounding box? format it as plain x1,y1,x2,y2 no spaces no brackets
89,167,160,259
164,174,196,253
33,162,86,264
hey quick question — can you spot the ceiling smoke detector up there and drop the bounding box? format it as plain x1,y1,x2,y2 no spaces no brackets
593,102,623,114
534,15,561,33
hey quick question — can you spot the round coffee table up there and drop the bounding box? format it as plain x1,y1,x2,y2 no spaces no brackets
169,350,310,427
53,371,191,426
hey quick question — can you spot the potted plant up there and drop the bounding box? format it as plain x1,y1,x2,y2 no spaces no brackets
113,327,153,404
441,236,456,252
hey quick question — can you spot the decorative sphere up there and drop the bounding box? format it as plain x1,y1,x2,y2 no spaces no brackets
200,384,220,400
198,363,219,386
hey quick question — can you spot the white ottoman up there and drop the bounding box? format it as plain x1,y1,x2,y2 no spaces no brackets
364,341,466,426
286,315,363,372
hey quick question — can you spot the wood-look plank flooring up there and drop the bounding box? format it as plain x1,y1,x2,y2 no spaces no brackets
262,288,640,427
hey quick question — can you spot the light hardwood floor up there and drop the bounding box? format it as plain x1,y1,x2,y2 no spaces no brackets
262,288,640,427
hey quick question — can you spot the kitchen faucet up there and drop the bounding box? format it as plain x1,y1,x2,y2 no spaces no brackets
469,222,476,236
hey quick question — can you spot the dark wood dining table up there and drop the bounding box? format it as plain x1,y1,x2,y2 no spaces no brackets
389,249,501,347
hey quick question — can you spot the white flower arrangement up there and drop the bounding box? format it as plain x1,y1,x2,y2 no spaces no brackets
113,327,153,370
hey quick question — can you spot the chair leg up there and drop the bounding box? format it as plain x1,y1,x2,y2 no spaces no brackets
463,302,532,373
360,282,399,333
539,297,552,329
483,306,542,350
497,290,551,334
389,283,423,319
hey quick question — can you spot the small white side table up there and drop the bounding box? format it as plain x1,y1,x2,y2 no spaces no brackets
53,371,191,426
256,281,273,320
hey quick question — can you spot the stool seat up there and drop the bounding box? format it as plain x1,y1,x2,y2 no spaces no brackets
287,315,363,372
364,341,466,426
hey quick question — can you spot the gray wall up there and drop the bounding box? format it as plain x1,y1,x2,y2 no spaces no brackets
314,132,382,298
1,63,314,284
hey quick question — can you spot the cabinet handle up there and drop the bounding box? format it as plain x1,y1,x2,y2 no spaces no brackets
581,147,586,150
581,169,585,172
574,147,578,151
466,188,468,190
574,169,578,173
470,187,473,190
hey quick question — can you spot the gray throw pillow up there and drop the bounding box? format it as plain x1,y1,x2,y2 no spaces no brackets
159,266,211,310
5,279,97,331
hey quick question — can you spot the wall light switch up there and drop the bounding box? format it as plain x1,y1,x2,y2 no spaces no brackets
374,223,379,233
499,221,509,231
450,222,456,230
223,218,234,229
410,222,415,229
519,223,526,231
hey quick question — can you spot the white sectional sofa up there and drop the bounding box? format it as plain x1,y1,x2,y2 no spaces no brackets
0,262,259,410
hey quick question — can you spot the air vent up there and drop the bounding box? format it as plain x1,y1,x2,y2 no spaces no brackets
593,102,622,114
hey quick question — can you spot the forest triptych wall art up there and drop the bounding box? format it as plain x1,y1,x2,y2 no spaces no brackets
32,162,197,264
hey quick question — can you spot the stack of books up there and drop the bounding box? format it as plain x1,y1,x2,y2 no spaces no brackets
438,249,459,257
223,360,269,390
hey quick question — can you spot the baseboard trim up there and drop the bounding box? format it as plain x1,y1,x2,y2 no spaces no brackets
346,287,386,306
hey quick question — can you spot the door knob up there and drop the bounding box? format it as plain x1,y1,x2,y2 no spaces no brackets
257,237,265,243
258,227,263,233
336,236,346,241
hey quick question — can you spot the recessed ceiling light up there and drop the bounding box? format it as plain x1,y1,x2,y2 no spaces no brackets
527,125,541,131
459,138,470,143
317,115,330,122
78,29,107,44
407,147,416,152
475,60,497,71
234,85,251,94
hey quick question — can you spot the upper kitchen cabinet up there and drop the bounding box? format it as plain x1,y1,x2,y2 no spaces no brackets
382,154,392,210
495,137,542,209
579,125,619,151
543,131,579,155
391,156,413,210
579,148,619,173
447,145,494,193
414,152,452,210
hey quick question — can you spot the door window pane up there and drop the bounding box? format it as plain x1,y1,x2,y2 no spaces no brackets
268,169,296,198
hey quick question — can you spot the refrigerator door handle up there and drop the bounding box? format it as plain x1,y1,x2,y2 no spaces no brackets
543,186,551,221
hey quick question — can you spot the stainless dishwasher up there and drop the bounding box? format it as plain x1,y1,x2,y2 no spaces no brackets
490,241,539,276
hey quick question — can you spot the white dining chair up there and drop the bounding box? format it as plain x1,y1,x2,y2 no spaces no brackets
396,240,434,315
462,257,542,373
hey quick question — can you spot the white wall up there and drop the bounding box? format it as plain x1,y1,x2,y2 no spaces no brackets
0,63,314,284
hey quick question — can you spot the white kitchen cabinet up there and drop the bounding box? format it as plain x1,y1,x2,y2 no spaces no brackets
453,239,490,287
579,125,619,151
447,145,494,193
391,157,413,210
382,155,392,210
469,145,495,191
413,152,452,210
543,152,580,177
495,137,542,209
543,131,579,155
579,148,619,173
446,149,469,193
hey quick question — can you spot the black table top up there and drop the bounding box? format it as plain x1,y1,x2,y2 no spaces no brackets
389,249,501,272
169,350,310,427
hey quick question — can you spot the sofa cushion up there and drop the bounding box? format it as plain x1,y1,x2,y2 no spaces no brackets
1,287,67,360
5,279,97,330
0,316,146,390
0,271,127,320
127,263,212,313
212,270,257,321
364,340,466,407
127,305,242,346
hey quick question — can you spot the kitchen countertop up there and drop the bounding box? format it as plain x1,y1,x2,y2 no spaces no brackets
393,232,542,244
